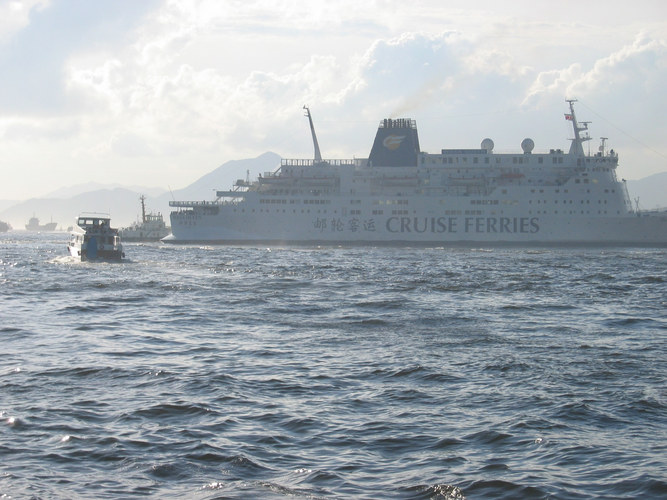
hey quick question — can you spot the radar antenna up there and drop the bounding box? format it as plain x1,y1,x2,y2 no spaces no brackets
303,105,322,162
599,137,608,156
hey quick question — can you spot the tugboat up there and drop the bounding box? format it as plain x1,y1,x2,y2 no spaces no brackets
119,195,170,242
67,215,125,262
25,216,57,232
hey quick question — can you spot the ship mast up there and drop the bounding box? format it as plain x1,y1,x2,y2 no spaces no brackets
303,105,322,162
140,195,147,223
565,99,591,156
599,137,608,156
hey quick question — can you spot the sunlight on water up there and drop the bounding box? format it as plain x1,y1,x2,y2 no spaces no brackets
0,233,665,499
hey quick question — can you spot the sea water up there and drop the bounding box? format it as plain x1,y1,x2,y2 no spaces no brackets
1,232,665,499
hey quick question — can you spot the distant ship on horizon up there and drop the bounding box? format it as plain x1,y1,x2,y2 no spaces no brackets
165,101,667,246
25,216,57,232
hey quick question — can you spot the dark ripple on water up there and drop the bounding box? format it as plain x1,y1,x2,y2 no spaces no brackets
1,234,666,498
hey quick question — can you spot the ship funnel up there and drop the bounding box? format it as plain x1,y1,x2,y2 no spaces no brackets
367,118,420,167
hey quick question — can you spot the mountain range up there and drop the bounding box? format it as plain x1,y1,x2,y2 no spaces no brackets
0,152,281,230
0,152,665,231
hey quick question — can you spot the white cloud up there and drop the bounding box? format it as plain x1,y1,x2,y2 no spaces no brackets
0,0,50,42
525,36,667,104
2,1,667,200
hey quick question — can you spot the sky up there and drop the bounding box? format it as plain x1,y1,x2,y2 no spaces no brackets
1,0,667,200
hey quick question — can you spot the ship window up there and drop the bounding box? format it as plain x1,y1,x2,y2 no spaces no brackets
538,158,543,164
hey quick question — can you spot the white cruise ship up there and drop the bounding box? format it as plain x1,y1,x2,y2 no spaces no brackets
165,101,667,245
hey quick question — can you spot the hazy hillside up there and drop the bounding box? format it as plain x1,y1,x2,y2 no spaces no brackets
45,183,167,199
0,189,152,230
0,152,282,229
156,152,281,204
626,172,667,210
0,200,18,212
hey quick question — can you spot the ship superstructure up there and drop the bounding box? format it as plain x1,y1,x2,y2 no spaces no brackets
165,102,666,245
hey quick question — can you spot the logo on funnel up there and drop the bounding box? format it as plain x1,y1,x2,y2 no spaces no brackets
383,135,405,151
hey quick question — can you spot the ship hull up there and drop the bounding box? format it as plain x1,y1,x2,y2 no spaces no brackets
25,222,58,231
166,208,667,246
120,229,169,242
68,243,124,261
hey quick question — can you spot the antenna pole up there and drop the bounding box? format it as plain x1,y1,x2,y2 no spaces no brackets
565,99,591,156
303,105,323,162
140,195,147,223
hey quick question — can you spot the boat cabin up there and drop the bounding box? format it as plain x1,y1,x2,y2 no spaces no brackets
77,216,111,229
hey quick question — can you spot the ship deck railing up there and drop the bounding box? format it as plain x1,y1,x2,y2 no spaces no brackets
281,158,364,168
637,207,667,216
169,200,221,208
